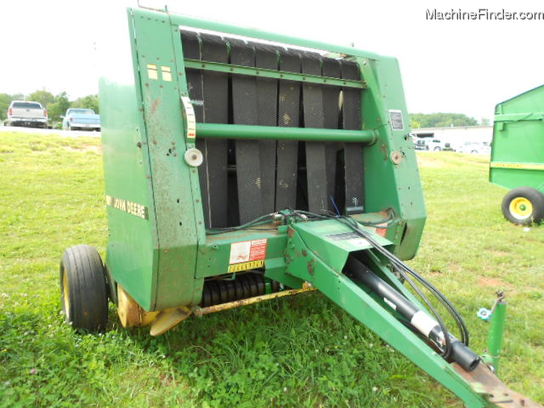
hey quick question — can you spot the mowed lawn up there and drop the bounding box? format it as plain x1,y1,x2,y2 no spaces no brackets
0,131,543,407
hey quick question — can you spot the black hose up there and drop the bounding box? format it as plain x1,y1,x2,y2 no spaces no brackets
292,210,471,359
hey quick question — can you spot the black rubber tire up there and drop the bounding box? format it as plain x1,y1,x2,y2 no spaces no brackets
433,147,441,152
60,245,108,332
501,187,544,225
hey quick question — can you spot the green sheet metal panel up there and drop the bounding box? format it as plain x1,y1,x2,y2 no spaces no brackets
100,9,205,310
98,11,160,311
359,57,426,260
490,84,544,191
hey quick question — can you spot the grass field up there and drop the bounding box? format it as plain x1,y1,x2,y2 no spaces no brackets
1,131,543,407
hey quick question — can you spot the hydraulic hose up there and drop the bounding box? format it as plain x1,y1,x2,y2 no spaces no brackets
346,256,480,371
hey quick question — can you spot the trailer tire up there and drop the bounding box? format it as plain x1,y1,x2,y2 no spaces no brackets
60,245,108,332
501,187,544,225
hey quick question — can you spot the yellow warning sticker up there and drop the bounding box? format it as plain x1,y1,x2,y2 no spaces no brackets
181,96,196,139
161,66,172,82
147,64,158,80
228,260,265,273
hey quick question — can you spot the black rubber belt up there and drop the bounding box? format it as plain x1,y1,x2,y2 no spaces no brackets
180,31,204,121
275,49,300,211
255,43,278,215
200,34,229,227
302,52,329,213
322,57,342,210
341,60,364,215
230,39,263,224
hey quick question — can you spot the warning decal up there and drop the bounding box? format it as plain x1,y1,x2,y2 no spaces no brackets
181,96,196,139
228,239,268,273
326,232,369,248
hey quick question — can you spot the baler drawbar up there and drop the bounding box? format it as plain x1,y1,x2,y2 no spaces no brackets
58,6,542,407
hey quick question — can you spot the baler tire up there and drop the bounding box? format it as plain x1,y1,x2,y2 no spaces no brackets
502,187,544,225
60,245,108,332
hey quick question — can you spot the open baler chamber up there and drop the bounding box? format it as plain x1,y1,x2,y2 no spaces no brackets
56,7,543,408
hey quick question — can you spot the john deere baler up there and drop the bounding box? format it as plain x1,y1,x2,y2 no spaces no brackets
59,7,542,407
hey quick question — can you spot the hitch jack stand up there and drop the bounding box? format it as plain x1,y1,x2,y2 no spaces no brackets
482,292,508,374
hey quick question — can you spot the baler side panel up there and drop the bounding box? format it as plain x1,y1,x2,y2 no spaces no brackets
130,10,203,310
99,11,161,311
359,57,426,260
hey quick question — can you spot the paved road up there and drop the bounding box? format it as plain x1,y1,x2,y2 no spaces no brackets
0,125,100,138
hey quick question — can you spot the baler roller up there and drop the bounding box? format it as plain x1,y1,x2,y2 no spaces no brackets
200,272,281,307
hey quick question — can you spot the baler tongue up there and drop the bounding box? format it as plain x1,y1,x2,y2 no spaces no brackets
454,363,542,408
284,216,542,408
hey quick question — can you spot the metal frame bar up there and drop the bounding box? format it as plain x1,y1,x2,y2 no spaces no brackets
167,14,381,60
196,123,377,143
192,286,316,316
184,59,366,89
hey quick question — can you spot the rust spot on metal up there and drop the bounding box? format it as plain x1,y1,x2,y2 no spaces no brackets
284,253,292,264
380,143,388,160
307,260,315,276
287,228,295,238
151,98,161,114
302,249,308,257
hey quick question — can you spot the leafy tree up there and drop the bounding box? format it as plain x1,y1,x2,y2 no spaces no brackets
48,92,71,123
28,89,55,108
0,93,24,121
71,95,99,113
409,113,478,128
0,93,12,121
410,117,421,129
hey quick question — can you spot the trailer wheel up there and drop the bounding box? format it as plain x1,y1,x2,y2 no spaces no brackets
60,245,108,332
501,187,544,225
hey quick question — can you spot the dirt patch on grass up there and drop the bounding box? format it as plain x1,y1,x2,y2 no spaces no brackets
478,277,510,288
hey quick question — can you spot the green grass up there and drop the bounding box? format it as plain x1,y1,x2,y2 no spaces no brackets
0,131,543,407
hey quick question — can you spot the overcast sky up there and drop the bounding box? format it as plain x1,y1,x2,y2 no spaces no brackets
1,0,543,121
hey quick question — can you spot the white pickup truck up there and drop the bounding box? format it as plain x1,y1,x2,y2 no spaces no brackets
5,100,48,128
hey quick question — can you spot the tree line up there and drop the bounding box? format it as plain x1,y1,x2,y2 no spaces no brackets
1,90,489,130
0,90,99,126
410,113,489,128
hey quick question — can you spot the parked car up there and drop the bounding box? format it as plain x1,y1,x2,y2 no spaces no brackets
458,142,491,155
5,100,48,128
62,108,101,131
413,137,429,151
428,139,454,152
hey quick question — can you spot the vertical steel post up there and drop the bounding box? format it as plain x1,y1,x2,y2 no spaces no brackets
487,298,507,374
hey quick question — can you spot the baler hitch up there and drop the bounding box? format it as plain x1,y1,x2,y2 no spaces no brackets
283,215,542,408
